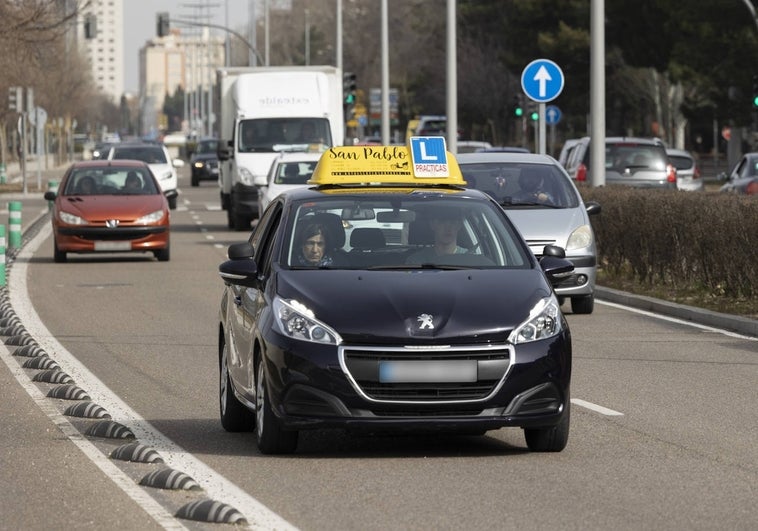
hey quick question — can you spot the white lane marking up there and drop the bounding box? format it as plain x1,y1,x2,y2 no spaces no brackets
571,398,624,416
596,300,757,341
0,345,188,530
11,223,299,531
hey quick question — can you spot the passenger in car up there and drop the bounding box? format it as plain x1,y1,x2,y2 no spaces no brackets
124,171,143,192
295,223,333,267
406,208,468,263
514,167,555,204
75,176,96,195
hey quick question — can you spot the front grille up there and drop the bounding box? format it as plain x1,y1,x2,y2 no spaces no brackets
59,226,166,241
340,344,511,403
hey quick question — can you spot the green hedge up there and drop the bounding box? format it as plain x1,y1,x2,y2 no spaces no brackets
578,186,758,299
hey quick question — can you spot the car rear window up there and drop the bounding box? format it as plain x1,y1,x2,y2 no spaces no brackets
668,155,693,171
605,143,667,172
112,146,167,164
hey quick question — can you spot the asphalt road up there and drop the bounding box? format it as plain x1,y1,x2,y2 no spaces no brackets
1,168,756,531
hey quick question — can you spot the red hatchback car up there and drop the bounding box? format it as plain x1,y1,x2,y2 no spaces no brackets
44,160,171,262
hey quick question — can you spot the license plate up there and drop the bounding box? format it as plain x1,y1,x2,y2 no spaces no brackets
94,241,131,251
379,360,477,383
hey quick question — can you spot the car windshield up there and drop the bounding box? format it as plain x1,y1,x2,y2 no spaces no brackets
274,161,317,185
63,167,159,195
237,118,332,152
112,146,167,164
196,140,219,154
459,163,580,208
284,196,530,270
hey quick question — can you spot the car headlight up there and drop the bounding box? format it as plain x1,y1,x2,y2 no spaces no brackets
272,297,342,345
135,210,166,224
194,161,205,168
238,167,256,186
59,211,86,225
509,296,563,344
566,224,593,251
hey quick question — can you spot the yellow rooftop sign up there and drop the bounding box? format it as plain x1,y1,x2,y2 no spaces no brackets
309,138,465,187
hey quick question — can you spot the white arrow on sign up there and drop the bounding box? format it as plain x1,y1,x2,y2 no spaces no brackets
534,65,552,98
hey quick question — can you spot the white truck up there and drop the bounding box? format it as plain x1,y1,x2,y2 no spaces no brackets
216,66,344,230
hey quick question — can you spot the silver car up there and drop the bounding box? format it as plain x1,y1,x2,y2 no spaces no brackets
565,136,677,189
666,148,704,192
457,152,601,314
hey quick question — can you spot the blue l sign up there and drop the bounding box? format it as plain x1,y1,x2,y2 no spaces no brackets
409,136,449,177
521,59,565,103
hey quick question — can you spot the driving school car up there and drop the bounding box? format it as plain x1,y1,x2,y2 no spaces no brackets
217,137,574,454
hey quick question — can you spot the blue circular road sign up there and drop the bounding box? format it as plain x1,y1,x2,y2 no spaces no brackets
545,105,562,125
521,59,564,103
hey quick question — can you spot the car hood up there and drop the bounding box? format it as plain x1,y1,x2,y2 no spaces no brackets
504,208,588,250
58,195,166,220
275,269,553,343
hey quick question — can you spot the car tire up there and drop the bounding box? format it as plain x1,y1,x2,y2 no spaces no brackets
167,194,177,210
524,394,570,452
53,242,67,263
255,359,298,454
153,245,170,262
571,294,594,314
219,342,254,432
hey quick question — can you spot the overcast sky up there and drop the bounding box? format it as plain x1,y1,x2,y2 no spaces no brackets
123,0,252,93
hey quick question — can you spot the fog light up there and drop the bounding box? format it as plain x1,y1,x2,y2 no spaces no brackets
576,274,588,286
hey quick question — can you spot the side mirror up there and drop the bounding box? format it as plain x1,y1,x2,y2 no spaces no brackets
716,171,728,182
585,201,601,216
218,242,259,288
253,175,267,187
217,148,231,161
44,191,57,201
172,159,185,169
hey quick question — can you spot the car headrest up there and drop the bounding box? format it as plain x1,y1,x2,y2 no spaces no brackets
350,228,386,250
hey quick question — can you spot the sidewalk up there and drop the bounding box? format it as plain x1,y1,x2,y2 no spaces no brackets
2,154,71,183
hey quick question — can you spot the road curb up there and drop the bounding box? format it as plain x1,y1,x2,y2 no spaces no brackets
595,286,758,338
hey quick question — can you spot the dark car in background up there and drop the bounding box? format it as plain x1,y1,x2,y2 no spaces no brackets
190,138,220,187
719,152,758,195
565,136,677,189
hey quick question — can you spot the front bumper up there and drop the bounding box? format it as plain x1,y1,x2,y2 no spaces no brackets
257,327,571,432
54,225,169,252
232,182,259,218
553,254,596,297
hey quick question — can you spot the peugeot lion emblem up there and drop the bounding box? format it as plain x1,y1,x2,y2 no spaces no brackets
417,313,434,330
106,219,119,228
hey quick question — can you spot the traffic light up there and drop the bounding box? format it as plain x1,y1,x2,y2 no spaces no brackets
8,86,22,112
512,95,523,117
343,72,357,105
84,14,97,39
157,12,170,37
528,102,539,121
